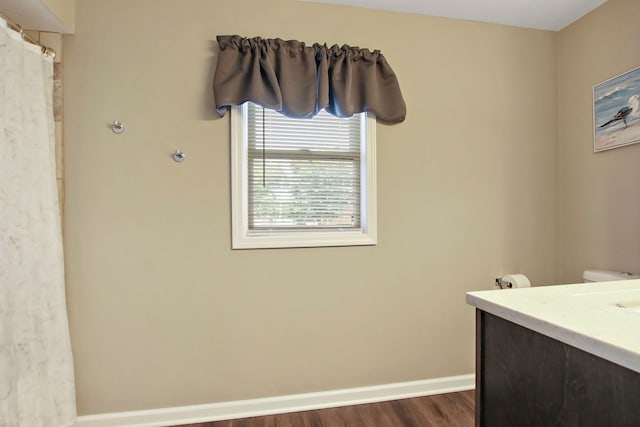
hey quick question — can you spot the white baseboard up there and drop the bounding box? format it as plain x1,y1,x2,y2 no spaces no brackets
74,374,475,427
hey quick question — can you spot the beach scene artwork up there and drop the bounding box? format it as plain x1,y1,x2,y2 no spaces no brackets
594,65,640,152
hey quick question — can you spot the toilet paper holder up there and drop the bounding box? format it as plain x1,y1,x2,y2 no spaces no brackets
495,274,531,289
495,277,512,289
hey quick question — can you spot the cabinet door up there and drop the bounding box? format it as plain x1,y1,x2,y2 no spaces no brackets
476,310,640,427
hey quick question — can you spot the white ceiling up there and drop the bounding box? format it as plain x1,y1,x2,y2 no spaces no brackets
0,0,608,34
0,0,69,33
301,0,607,31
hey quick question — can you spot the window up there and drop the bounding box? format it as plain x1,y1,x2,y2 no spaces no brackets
231,102,377,249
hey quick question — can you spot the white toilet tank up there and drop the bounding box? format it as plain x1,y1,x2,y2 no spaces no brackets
583,270,640,282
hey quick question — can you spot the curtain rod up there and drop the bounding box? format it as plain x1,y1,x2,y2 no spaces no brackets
0,11,56,59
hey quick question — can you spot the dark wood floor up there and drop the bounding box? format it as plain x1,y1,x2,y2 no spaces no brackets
173,390,475,427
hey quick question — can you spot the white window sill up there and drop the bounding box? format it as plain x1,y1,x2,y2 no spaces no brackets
232,230,377,249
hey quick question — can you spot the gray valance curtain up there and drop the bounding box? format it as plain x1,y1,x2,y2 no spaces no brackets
213,35,406,124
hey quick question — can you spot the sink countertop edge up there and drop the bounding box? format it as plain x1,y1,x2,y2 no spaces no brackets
466,281,640,374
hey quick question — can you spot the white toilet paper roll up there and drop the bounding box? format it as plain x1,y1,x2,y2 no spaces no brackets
501,274,531,288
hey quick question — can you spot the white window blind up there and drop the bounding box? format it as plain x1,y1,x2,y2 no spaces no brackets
246,103,363,230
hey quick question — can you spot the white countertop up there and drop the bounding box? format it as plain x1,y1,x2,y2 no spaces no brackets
466,280,640,373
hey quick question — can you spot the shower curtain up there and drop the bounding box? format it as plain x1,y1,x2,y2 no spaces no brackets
0,18,76,427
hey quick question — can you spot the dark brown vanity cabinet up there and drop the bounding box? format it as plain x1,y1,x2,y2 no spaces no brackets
475,310,640,427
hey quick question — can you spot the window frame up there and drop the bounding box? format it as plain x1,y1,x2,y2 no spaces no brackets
230,103,377,249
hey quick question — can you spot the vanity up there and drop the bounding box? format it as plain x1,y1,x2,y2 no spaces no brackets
466,281,640,427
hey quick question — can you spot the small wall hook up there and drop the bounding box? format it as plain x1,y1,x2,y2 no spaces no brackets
172,149,186,163
112,120,125,134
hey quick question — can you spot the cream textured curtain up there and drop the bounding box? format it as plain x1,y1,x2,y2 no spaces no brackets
213,35,406,124
0,18,76,427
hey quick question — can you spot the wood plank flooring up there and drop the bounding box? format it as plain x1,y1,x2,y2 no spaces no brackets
173,390,474,427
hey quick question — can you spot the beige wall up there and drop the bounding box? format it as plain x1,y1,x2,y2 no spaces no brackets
63,0,558,415
557,0,640,282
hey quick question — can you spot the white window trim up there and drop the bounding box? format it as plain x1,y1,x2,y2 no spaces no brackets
230,104,377,249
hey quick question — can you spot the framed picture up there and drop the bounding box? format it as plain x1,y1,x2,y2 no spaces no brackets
593,65,640,152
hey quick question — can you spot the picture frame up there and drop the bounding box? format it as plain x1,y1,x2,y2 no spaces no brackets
593,65,640,152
